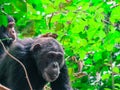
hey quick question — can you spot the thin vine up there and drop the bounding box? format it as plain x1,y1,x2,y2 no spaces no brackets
0,40,33,90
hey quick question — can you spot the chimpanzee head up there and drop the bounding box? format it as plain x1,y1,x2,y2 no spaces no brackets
30,37,64,82
0,16,16,46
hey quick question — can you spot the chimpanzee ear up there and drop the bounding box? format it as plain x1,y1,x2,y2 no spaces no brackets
30,43,41,52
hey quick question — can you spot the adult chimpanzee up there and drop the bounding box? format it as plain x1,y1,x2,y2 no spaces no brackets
0,16,16,59
0,37,72,90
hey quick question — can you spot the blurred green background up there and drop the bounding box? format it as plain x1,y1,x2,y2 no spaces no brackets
0,0,120,90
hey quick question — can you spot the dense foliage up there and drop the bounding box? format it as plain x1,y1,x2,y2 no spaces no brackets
0,0,120,90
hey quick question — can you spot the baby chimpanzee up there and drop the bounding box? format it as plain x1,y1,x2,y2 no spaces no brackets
0,16,16,59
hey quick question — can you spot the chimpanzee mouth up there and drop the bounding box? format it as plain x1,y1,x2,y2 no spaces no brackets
43,72,59,82
50,74,58,80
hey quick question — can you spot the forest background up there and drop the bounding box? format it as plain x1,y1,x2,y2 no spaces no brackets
0,0,120,90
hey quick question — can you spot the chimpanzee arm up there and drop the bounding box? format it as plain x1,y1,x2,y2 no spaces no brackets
50,64,73,90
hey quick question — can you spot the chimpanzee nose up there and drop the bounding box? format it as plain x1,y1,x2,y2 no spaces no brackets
52,62,58,68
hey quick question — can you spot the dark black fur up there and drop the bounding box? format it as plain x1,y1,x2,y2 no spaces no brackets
0,37,72,90
0,16,16,58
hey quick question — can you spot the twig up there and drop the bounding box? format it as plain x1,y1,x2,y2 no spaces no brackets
0,84,11,90
0,4,8,15
48,13,54,30
110,4,120,8
0,40,33,90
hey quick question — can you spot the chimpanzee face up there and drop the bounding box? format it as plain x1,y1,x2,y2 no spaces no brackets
0,16,16,46
30,38,64,82
41,51,64,82
7,21,16,40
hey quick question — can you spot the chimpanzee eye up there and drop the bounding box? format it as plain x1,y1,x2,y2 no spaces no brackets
8,25,12,28
8,23,14,28
47,53,55,58
56,53,63,60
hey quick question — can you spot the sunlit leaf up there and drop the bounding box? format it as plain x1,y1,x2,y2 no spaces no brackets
104,88,111,90
112,67,119,74
114,83,120,88
102,73,111,80
110,6,120,23
12,0,27,12
93,52,102,61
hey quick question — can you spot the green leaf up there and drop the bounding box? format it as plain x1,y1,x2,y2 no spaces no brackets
85,58,93,64
93,52,102,61
79,49,86,60
104,88,111,90
102,73,111,80
4,3,16,14
91,0,102,5
103,31,120,51
12,0,27,12
79,39,88,47
95,30,106,40
112,67,119,74
55,22,64,31
110,6,120,23
0,15,8,27
105,44,114,51
79,32,87,39
87,27,97,40
68,68,74,76
116,55,120,61
114,83,120,88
